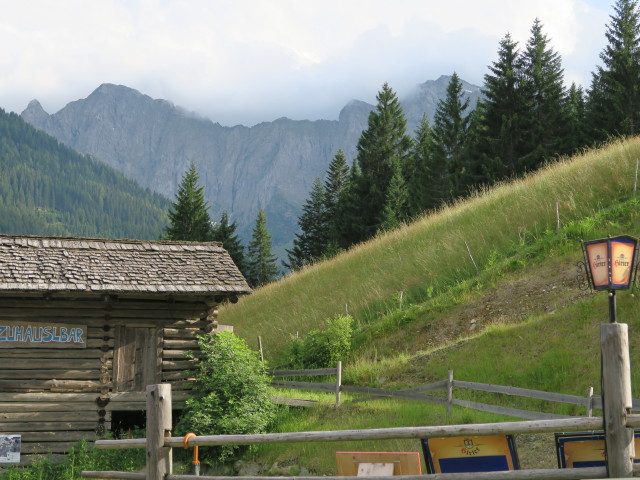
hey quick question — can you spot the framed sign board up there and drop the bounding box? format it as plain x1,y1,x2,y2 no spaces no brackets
0,435,20,463
555,431,640,468
422,435,520,474
336,451,422,476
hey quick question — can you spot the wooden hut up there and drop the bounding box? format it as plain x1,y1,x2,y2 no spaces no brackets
0,235,251,463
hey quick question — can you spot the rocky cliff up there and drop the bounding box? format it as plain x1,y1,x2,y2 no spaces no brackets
21,75,480,258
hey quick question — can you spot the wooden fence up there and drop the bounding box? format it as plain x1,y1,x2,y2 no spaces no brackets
269,364,603,420
81,323,639,479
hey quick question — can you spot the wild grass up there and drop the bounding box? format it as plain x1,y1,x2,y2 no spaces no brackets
220,138,640,363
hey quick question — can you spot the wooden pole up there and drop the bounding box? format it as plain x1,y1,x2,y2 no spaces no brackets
146,384,173,480
258,336,264,363
634,158,639,197
464,241,479,275
586,386,594,417
556,202,560,233
336,361,342,405
447,370,454,418
600,323,634,477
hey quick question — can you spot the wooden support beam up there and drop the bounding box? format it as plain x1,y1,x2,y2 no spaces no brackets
601,323,634,478
146,384,173,479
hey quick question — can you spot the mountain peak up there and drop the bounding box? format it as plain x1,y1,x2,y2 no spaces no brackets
21,99,49,125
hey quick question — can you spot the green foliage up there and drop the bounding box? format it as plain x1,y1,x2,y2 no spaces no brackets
353,83,413,243
165,162,214,241
0,109,169,239
0,440,144,480
212,211,247,277
176,331,276,462
286,314,353,369
246,209,280,287
431,72,471,201
284,177,328,270
588,0,640,139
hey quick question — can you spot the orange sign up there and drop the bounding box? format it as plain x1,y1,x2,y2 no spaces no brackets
586,242,609,288
611,239,635,286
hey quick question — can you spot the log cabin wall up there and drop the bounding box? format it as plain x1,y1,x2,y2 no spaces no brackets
0,236,250,465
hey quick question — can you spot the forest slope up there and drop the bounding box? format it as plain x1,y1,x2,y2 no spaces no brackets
0,108,169,239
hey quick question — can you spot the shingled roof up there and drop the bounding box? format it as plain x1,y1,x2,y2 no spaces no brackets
0,235,251,294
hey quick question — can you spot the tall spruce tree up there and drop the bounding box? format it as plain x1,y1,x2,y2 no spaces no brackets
284,177,328,270
246,209,279,287
479,33,529,181
165,162,213,241
212,211,247,277
332,160,363,250
564,83,587,154
520,19,567,167
407,114,437,215
323,149,350,245
588,0,640,138
431,73,471,201
379,158,409,232
354,82,413,241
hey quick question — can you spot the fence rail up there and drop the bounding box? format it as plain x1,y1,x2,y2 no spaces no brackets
270,366,604,420
82,323,636,479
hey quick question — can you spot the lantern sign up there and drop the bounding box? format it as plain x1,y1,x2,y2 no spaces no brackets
581,235,638,291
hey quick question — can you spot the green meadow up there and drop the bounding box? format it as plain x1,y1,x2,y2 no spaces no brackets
218,138,640,472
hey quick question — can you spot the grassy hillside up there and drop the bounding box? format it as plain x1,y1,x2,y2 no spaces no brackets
211,138,640,474
219,138,640,363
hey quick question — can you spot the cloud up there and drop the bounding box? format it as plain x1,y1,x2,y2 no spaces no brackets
0,0,614,126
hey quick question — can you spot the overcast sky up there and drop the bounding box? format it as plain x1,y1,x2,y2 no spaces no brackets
0,0,616,126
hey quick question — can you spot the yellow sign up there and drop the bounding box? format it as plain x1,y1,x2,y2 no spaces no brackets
422,435,519,474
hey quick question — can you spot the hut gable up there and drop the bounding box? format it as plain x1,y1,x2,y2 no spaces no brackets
0,235,250,293
0,235,250,464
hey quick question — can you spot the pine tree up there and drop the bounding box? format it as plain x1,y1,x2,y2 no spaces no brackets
407,114,436,215
284,177,328,270
212,211,247,277
520,18,567,167
354,82,413,241
246,209,279,287
479,33,529,181
431,73,471,202
165,162,214,241
589,0,640,138
379,158,409,232
564,83,587,154
323,149,350,245
332,160,363,250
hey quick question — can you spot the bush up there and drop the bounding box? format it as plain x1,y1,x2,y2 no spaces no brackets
288,314,353,369
175,331,276,462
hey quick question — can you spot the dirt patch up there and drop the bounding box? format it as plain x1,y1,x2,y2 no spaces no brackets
368,256,595,378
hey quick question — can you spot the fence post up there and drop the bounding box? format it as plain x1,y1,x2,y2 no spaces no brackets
336,361,342,405
147,383,173,480
601,323,634,478
586,386,594,417
258,336,264,363
447,370,454,418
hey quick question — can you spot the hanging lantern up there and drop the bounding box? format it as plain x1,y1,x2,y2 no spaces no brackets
581,235,638,291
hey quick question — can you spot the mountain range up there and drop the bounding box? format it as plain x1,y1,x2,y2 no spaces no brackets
20,75,482,259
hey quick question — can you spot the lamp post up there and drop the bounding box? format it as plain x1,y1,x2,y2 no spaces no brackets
579,235,639,323
577,235,638,477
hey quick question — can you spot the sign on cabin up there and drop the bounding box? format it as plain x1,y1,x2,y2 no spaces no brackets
0,321,87,348
0,435,20,464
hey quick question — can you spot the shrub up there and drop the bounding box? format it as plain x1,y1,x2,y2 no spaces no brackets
288,314,353,368
175,331,276,462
